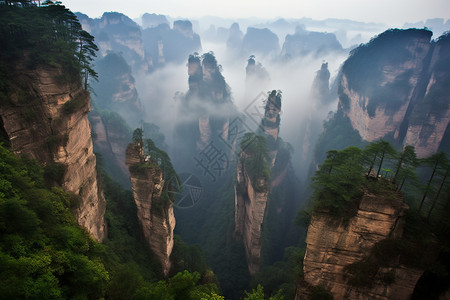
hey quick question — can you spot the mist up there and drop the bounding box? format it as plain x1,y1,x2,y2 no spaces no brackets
133,30,349,179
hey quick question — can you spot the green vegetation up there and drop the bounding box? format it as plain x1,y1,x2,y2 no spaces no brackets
342,28,431,94
131,128,180,201
0,2,98,89
251,247,304,299
311,139,450,220
311,146,364,217
240,133,271,192
0,142,224,298
308,138,450,295
0,143,109,299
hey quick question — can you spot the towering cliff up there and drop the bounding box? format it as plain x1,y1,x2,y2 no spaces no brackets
245,55,270,97
0,64,106,241
301,188,425,299
142,20,202,67
241,27,279,57
235,90,283,275
338,29,450,157
125,139,175,276
281,26,344,59
76,12,153,73
297,62,335,180
92,51,144,126
175,52,236,161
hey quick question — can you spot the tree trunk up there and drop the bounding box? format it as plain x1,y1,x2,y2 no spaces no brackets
419,160,439,212
427,168,449,220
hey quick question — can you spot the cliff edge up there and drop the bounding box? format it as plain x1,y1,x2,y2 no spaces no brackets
0,65,106,241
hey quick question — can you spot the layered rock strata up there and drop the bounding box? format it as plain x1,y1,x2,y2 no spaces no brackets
234,153,269,275
302,191,423,299
235,90,282,275
125,141,175,276
339,29,450,157
0,65,106,241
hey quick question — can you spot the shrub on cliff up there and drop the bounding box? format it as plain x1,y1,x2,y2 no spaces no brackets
240,133,271,192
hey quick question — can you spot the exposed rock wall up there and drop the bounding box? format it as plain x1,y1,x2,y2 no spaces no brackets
302,191,423,299
234,154,269,275
235,90,283,274
0,65,106,241
126,142,175,276
339,29,450,157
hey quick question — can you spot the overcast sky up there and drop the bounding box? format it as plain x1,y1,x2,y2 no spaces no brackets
61,0,449,26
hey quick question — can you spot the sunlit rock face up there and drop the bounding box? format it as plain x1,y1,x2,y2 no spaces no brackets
339,29,450,157
301,191,423,300
0,65,106,241
125,141,175,277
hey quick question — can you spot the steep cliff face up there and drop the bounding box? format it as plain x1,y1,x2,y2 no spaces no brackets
259,90,282,166
241,27,279,57
89,109,131,187
76,12,153,73
297,63,334,180
125,141,175,276
235,91,283,275
92,52,144,127
185,53,234,151
403,33,450,157
302,191,423,299
245,56,270,99
142,20,202,67
281,26,343,59
339,29,450,157
234,152,269,275
0,65,106,241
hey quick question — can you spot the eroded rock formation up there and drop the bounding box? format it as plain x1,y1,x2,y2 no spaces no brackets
339,29,450,157
0,65,106,241
234,152,269,275
76,12,153,73
125,141,175,276
302,191,423,299
235,90,283,275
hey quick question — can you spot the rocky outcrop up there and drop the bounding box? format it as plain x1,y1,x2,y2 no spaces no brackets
302,191,423,299
76,12,153,73
89,109,131,187
142,20,202,67
297,62,334,180
281,26,343,59
126,141,175,277
0,65,106,241
235,90,283,274
339,29,450,157
185,52,234,151
92,52,144,127
245,55,270,95
259,90,282,166
234,153,269,275
241,27,279,57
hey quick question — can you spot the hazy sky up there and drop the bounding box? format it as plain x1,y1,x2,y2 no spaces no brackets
61,0,449,26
